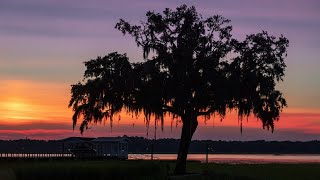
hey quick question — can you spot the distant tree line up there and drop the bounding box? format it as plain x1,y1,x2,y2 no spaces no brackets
0,139,62,153
0,137,319,154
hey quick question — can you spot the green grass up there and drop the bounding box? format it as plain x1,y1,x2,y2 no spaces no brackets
0,160,319,180
0,160,167,180
187,163,320,180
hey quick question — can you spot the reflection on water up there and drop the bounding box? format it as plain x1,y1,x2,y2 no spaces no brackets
129,154,320,164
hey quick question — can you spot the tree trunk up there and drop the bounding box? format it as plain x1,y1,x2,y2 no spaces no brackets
174,115,198,174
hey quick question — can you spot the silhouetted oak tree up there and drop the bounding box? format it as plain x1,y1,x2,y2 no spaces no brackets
69,5,289,174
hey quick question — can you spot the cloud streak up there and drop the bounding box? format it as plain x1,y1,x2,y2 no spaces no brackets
1,110,320,141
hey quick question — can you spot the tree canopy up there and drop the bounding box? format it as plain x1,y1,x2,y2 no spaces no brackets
69,5,289,174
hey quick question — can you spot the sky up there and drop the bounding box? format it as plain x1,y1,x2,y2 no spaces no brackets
0,0,320,141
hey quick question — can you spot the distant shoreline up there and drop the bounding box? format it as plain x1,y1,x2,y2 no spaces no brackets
1,137,320,154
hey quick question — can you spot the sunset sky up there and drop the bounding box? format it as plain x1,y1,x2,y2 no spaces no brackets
1,0,320,141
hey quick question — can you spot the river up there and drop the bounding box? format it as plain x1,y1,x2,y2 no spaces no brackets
128,154,320,164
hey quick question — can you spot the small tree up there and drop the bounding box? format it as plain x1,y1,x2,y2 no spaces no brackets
69,5,289,174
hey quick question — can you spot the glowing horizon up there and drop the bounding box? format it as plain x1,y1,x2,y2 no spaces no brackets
0,79,319,140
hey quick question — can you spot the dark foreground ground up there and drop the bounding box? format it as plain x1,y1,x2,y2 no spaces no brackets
0,160,319,180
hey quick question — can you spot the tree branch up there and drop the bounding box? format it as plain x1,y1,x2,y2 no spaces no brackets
197,108,215,116
162,105,181,117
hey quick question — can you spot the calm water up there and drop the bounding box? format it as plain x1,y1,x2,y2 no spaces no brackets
2,153,320,164
129,154,320,164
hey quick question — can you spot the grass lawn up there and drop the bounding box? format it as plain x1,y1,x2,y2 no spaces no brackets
0,160,319,180
187,163,320,180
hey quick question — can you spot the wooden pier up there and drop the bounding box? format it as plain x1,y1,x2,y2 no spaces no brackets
0,152,130,161
0,152,73,160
